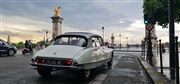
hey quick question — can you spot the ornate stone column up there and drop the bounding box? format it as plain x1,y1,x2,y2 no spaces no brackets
51,6,63,39
51,16,63,39
111,33,115,47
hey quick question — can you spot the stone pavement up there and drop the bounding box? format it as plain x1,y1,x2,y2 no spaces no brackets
89,51,152,84
101,55,151,84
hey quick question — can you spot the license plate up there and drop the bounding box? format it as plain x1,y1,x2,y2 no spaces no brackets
51,60,56,64
57,60,62,65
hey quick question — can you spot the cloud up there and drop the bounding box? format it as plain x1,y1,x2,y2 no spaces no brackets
1,30,21,36
60,1,143,30
1,15,53,43
2,0,175,44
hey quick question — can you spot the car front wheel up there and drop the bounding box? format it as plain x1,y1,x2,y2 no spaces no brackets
8,49,15,56
37,68,52,77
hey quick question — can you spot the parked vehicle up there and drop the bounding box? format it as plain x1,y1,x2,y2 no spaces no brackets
0,40,17,56
22,48,33,55
31,32,113,80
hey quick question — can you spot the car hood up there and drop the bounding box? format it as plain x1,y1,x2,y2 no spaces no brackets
34,45,84,59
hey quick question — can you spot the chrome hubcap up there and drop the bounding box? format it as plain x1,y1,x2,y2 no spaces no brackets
9,50,14,55
85,70,90,78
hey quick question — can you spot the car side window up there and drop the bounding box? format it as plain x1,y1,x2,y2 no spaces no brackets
0,41,3,46
88,37,101,47
98,37,103,46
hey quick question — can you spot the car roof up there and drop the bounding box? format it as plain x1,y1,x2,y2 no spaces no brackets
0,40,6,43
55,32,102,39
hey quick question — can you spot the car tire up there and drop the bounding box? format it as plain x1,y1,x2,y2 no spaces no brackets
37,68,52,77
8,49,15,56
80,69,91,80
22,51,25,55
107,59,113,68
30,51,33,55
107,52,113,68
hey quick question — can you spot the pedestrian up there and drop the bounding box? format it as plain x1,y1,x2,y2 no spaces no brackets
161,43,166,53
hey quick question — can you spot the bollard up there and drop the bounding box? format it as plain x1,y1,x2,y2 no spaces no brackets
175,36,179,84
147,30,153,66
159,39,163,74
157,42,158,55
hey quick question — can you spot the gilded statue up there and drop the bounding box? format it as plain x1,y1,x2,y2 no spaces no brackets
54,6,60,16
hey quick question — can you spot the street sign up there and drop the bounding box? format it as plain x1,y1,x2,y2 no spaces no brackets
146,24,154,31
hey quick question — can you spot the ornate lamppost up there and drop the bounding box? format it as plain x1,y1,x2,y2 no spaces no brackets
119,34,121,48
102,26,104,42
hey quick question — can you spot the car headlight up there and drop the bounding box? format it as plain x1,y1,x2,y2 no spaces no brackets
13,46,17,50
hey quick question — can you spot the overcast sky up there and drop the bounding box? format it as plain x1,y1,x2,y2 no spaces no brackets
0,0,180,44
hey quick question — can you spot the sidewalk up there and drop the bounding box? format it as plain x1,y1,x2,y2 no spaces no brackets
89,50,173,84
101,55,150,84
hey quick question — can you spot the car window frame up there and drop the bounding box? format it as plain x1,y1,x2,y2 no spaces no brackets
88,36,103,47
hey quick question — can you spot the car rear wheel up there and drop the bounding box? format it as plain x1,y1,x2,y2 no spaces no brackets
107,59,113,68
107,52,113,68
37,68,52,77
8,49,15,56
22,51,25,55
80,69,91,80
30,51,33,55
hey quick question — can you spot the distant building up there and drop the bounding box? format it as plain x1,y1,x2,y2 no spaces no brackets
110,33,115,48
7,35,11,44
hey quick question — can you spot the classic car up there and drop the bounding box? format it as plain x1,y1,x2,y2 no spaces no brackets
31,32,113,79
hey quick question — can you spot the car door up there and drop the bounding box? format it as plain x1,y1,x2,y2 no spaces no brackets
90,37,105,62
0,41,8,53
86,38,98,63
97,37,108,59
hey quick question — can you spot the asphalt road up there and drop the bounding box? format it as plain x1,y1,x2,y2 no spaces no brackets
0,49,145,84
0,50,113,84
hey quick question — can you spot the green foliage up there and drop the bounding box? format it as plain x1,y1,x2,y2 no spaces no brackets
31,43,36,48
16,42,24,49
0,39,5,41
178,42,180,46
143,0,180,28
11,43,16,46
36,40,45,46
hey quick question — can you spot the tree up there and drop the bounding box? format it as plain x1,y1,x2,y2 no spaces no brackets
0,39,5,41
16,42,24,49
31,43,36,48
11,43,17,46
143,0,180,28
36,40,45,46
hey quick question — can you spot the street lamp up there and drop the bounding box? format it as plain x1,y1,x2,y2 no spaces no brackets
119,34,121,48
126,37,128,47
102,26,104,42
45,30,48,47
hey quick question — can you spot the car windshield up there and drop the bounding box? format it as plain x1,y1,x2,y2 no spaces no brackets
53,36,87,47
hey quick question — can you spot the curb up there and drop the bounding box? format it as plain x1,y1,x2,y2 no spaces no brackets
137,56,173,84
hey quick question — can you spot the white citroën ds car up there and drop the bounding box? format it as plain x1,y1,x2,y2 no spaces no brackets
31,32,113,79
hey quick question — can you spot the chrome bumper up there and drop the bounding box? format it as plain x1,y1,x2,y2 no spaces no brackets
31,63,82,70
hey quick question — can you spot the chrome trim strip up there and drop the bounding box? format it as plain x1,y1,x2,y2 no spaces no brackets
31,63,82,69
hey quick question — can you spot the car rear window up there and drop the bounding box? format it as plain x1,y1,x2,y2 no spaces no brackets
53,36,87,47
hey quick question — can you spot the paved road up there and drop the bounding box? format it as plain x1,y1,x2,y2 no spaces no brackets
0,50,110,84
0,49,148,84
